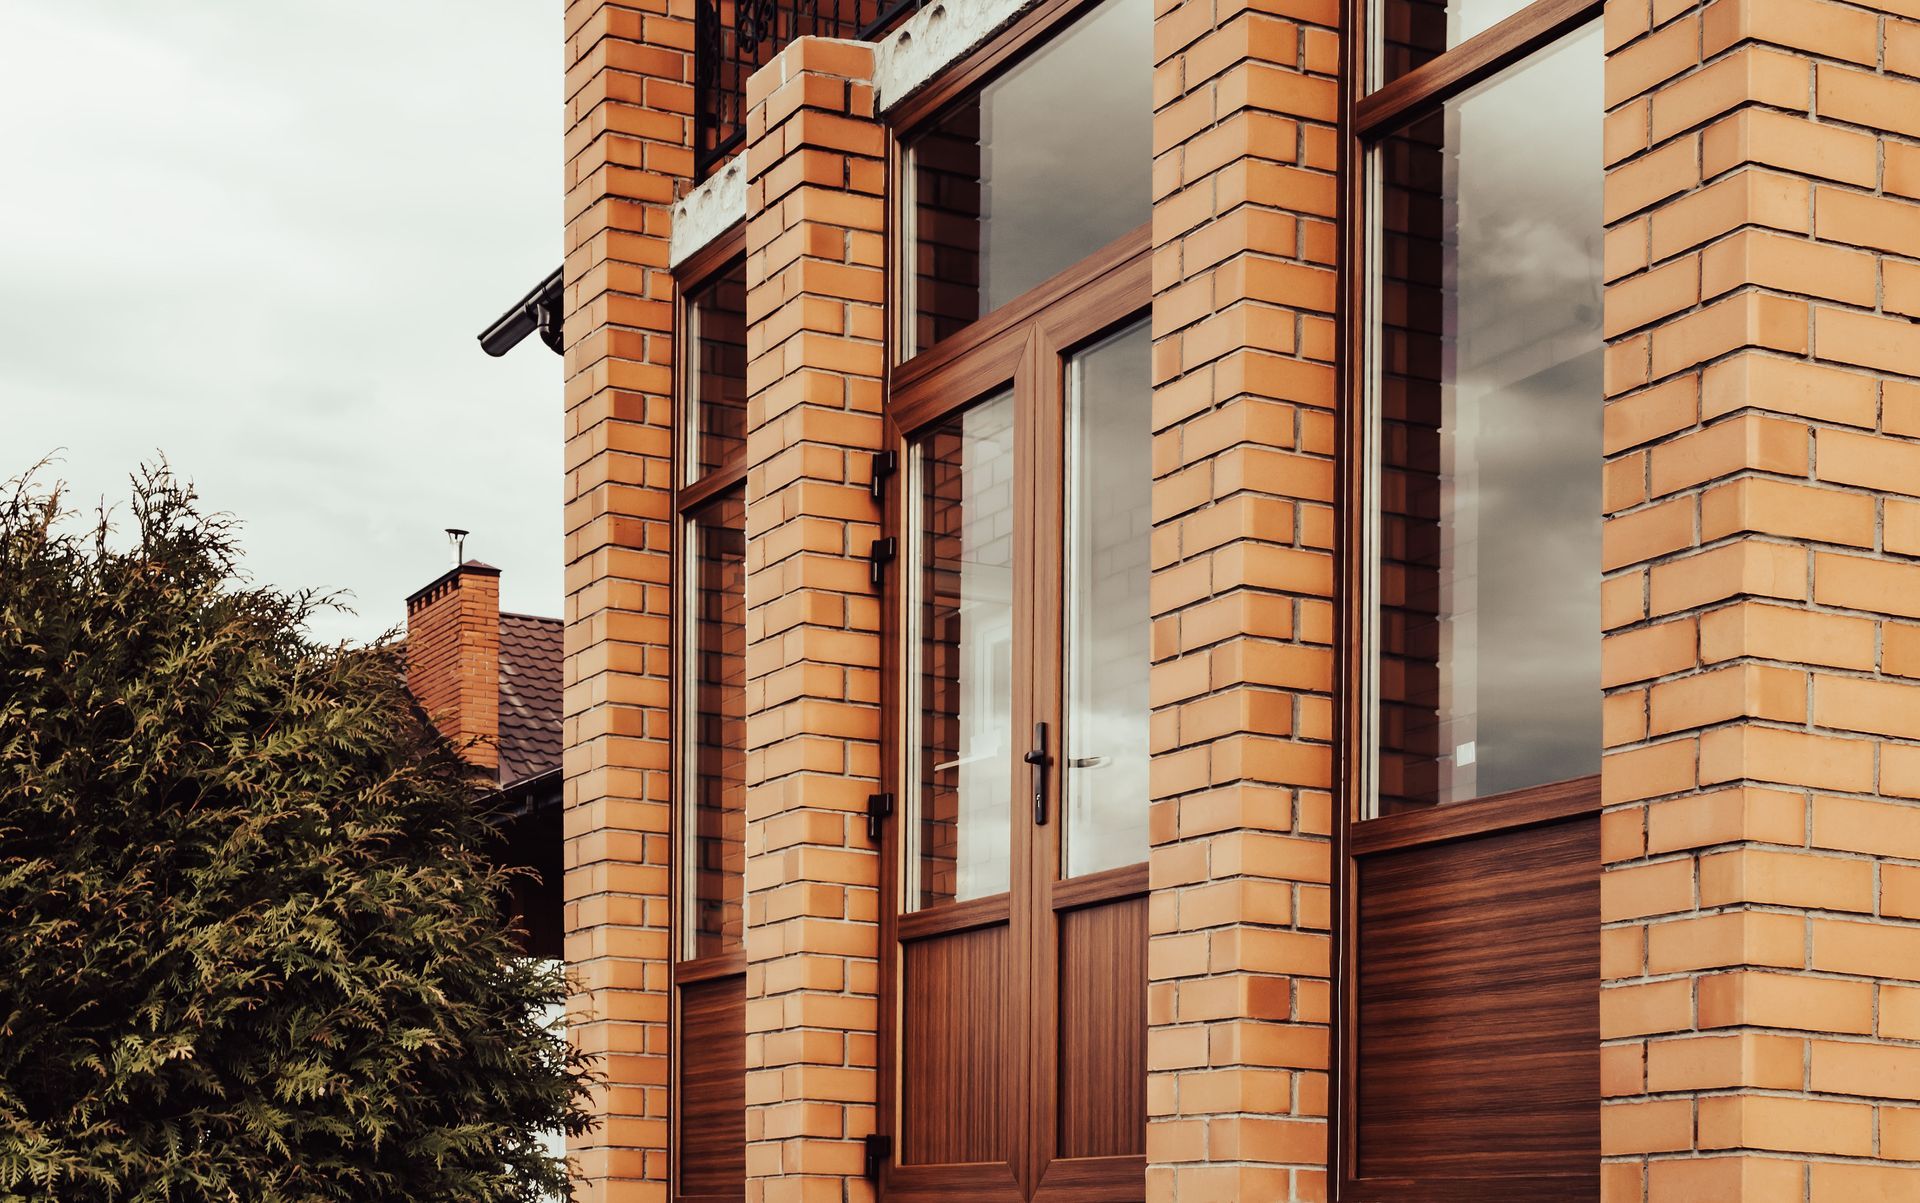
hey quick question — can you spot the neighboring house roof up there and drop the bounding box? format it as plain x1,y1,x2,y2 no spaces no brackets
498,612,563,788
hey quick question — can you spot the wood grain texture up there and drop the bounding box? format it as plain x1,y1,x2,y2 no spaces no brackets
902,923,1011,1166
1055,897,1146,1159
1348,773,1601,856
1355,0,1602,135
1353,814,1599,1188
677,974,746,1200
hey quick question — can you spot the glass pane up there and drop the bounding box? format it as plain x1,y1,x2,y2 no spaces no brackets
689,488,747,955
1376,0,1533,83
1370,24,1604,815
1064,320,1152,878
686,260,747,482
906,0,1151,356
911,390,1016,908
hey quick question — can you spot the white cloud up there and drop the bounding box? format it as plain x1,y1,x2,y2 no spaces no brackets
0,1,564,642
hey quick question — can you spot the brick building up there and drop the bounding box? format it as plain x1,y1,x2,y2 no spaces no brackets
483,0,1920,1195
405,557,567,961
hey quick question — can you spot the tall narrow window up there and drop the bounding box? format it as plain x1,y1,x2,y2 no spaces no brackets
1343,0,1606,1196
1369,24,1605,816
672,242,748,1203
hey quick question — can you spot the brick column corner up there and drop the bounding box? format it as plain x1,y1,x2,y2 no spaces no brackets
738,35,887,1203
1599,0,1920,1197
560,0,693,1197
1148,1,1343,1200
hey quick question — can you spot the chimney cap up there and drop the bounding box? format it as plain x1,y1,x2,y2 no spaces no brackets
405,559,502,609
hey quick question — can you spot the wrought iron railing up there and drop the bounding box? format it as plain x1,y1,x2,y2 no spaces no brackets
694,0,929,179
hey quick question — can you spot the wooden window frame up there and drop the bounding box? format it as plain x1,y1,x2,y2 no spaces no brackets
887,0,1140,368
1333,0,1607,1196
670,222,750,1203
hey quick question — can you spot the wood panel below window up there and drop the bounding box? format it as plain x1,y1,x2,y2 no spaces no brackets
677,972,747,1202
1349,806,1600,1200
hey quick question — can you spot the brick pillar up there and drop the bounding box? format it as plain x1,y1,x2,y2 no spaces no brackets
1147,3,1341,1200
1599,2,1920,1197
560,0,691,1197
738,37,886,1203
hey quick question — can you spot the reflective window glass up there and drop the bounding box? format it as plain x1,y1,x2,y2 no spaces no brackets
1370,23,1604,815
1376,0,1535,83
906,0,1151,356
689,489,747,954
1064,320,1152,878
910,390,1016,907
686,260,748,482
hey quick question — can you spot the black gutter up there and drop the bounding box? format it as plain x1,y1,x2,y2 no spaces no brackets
478,266,564,357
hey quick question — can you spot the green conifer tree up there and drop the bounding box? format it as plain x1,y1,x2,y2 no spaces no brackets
0,467,591,1202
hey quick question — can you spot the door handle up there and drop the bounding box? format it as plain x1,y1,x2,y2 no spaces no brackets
1024,722,1051,827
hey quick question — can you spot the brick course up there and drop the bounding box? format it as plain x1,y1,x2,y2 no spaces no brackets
562,0,692,1196
1600,0,1920,1194
738,38,886,1203
1148,0,1341,1198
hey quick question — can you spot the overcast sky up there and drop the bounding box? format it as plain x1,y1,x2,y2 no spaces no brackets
1,2,562,644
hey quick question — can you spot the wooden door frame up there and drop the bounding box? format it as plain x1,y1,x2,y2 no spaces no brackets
1331,0,1607,1194
875,227,1152,1202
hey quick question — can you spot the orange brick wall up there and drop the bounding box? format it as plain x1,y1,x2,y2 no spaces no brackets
737,37,887,1203
405,563,502,773
1599,0,1920,1195
561,0,692,1197
1147,0,1342,1199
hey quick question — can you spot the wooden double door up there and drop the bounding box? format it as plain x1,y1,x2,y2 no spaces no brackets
876,237,1151,1201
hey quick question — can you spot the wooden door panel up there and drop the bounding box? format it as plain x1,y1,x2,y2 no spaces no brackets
678,973,746,1200
1353,812,1599,1188
902,923,1013,1166
1055,897,1146,1160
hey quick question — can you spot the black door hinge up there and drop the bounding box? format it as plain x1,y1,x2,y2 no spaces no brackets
867,536,896,589
865,792,894,843
863,1132,893,1180
869,449,898,501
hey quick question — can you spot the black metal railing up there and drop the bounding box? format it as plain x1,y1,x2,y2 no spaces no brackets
694,0,929,179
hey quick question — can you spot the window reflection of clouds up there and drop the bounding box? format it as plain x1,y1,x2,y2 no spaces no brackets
1375,23,1604,811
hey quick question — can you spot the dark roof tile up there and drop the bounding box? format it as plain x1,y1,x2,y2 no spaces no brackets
497,612,563,787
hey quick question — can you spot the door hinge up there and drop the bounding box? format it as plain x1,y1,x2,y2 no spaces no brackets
867,536,896,589
869,449,898,501
863,1132,893,1180
865,791,894,843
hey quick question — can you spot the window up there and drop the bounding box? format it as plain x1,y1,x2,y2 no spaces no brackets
672,241,748,1203
1340,0,1607,1194
902,0,1152,357
1364,17,1605,817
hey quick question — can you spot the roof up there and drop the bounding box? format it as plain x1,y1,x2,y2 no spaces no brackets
497,612,563,787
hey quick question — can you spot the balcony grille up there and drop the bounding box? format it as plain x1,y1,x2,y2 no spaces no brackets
694,0,928,179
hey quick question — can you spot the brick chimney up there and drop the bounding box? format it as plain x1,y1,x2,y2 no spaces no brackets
405,560,501,774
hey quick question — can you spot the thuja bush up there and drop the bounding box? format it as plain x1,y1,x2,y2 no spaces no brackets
0,468,590,1202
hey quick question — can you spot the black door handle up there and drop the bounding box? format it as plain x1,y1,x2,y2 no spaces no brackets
1023,722,1051,826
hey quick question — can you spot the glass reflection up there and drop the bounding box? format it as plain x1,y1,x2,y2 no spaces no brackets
912,391,1016,907
689,489,747,954
907,0,1151,355
1377,0,1535,83
686,260,748,482
1371,24,1604,814
1064,320,1152,878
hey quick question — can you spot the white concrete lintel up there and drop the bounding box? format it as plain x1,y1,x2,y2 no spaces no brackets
668,154,747,271
874,0,1042,114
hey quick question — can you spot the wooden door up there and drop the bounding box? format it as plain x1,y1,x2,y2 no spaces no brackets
878,237,1151,1202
